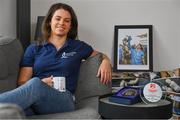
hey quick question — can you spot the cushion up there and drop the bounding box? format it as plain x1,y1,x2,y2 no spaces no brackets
75,53,112,102
0,36,15,45
2,39,23,75
0,38,23,92
0,50,8,79
29,106,99,119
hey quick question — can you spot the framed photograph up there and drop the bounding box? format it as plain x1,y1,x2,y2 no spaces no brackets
113,25,153,72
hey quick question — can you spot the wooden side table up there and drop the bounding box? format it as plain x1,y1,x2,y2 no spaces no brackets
98,94,173,119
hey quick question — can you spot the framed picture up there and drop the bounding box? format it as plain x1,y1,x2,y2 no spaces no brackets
113,25,153,72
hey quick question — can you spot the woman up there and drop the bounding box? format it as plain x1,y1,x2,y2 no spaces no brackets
0,3,112,116
130,43,145,65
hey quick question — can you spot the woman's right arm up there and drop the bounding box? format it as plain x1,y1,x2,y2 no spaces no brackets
17,67,33,86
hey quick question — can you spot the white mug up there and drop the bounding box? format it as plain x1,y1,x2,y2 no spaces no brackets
52,77,66,92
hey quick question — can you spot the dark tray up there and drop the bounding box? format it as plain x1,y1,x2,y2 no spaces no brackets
98,93,173,119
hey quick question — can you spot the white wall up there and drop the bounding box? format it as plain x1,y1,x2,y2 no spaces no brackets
0,0,16,38
178,1,180,67
31,0,180,71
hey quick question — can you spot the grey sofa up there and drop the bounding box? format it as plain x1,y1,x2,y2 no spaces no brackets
0,37,112,119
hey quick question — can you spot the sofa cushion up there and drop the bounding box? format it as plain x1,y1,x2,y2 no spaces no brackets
2,39,23,75
29,106,99,119
0,50,8,79
0,36,15,45
0,38,23,92
75,53,112,102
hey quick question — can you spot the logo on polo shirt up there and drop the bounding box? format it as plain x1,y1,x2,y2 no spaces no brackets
61,52,77,59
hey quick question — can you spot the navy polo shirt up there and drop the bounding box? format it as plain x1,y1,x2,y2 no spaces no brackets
20,39,93,93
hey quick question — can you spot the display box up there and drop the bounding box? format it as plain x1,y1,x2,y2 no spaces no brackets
109,87,141,105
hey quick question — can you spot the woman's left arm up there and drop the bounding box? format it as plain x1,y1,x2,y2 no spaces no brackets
90,50,112,84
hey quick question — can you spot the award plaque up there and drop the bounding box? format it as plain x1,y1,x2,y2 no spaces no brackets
143,83,162,103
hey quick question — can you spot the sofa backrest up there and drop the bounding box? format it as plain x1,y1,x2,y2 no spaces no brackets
0,37,23,92
75,53,112,103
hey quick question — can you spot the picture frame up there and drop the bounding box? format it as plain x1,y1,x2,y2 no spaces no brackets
113,25,153,72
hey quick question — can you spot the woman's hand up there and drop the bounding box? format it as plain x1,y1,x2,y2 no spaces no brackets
97,56,112,84
41,75,53,86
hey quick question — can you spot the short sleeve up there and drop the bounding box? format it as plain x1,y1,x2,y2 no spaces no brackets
20,44,36,67
79,41,93,60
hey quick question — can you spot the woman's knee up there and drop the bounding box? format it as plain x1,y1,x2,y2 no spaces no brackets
21,77,48,99
27,77,41,85
25,77,44,90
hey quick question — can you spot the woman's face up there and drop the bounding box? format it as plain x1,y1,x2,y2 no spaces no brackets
50,9,71,38
136,44,142,50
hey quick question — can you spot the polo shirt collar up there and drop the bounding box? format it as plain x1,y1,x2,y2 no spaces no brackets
43,38,73,48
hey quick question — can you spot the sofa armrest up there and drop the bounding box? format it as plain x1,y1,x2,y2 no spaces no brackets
0,103,25,119
75,53,112,103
